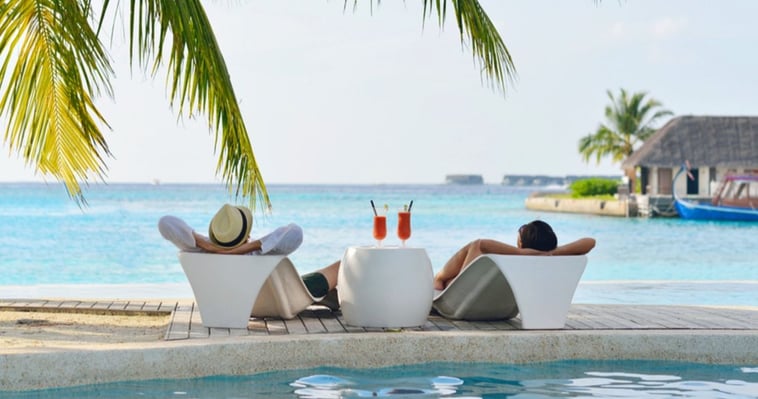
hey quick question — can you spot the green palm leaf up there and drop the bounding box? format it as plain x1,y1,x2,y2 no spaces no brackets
423,0,516,93
104,0,270,211
0,0,113,203
579,88,672,166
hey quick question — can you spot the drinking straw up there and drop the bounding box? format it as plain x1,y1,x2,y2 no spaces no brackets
408,200,414,212
370,200,378,216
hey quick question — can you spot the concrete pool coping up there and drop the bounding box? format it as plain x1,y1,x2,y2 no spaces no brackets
3,328,758,391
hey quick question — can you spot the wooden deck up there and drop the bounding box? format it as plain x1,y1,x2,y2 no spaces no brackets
3,299,757,341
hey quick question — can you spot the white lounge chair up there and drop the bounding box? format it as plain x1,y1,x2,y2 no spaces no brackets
178,252,322,328
432,254,587,329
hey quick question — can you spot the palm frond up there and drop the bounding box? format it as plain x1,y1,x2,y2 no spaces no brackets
0,0,114,203
424,0,516,94
581,88,672,166
114,0,269,211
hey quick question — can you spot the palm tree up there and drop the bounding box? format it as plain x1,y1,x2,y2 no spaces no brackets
579,88,672,164
578,88,672,192
0,0,515,211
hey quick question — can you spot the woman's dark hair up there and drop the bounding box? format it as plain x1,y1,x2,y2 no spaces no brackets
518,220,557,251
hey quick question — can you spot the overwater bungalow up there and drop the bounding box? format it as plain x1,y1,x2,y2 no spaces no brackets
622,115,758,216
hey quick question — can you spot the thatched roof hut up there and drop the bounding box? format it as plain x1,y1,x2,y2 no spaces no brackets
622,115,758,169
623,115,758,197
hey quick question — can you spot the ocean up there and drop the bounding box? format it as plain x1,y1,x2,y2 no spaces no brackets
1,183,757,306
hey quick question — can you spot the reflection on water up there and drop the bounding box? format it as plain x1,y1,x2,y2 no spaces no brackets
291,374,463,397
289,367,758,398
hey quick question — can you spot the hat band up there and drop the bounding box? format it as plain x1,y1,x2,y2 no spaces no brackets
215,208,249,247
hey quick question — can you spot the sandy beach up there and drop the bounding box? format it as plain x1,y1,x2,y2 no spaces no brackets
0,310,169,354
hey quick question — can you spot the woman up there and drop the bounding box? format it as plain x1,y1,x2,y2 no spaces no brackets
433,220,596,290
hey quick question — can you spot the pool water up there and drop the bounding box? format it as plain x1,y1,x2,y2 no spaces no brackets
7,360,758,398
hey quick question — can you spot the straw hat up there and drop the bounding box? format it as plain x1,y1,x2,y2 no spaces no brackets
208,204,253,248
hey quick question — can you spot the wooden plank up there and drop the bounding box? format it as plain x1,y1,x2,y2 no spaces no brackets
74,301,98,310
566,305,608,329
334,313,366,333
229,327,250,337
697,308,758,329
603,306,671,329
447,319,479,331
571,305,630,329
420,319,442,331
318,313,347,334
300,315,328,334
467,321,498,331
641,305,716,329
505,318,523,329
564,314,595,330
487,319,519,330
209,327,231,337
713,308,758,328
141,302,162,312
188,306,209,338
157,302,179,313
108,301,129,311
124,301,146,312
428,316,458,331
622,305,696,329
6,300,34,307
90,301,113,311
58,300,81,309
689,307,758,329
38,300,60,309
165,306,191,341
283,317,308,335
265,318,288,335
247,318,269,335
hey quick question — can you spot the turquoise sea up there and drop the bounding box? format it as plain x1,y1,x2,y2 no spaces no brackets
1,183,757,306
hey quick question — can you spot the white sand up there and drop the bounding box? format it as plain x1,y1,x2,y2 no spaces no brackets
0,310,169,354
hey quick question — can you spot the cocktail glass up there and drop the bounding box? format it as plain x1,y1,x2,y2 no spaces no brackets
373,210,387,247
397,209,411,247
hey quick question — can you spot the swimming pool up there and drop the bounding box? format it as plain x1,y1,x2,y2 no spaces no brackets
6,360,758,398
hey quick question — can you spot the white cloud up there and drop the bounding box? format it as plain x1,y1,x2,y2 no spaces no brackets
651,16,687,38
610,21,625,38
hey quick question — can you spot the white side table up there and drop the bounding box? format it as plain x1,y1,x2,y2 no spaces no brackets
338,246,434,328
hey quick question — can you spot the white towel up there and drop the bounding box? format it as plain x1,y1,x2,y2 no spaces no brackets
158,216,303,256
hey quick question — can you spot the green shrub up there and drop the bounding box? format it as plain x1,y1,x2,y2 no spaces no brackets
570,178,618,198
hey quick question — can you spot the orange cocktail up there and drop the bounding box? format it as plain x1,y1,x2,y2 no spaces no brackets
373,215,387,247
397,211,411,246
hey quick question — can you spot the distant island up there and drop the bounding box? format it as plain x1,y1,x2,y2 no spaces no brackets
445,174,484,185
444,174,623,186
502,174,622,187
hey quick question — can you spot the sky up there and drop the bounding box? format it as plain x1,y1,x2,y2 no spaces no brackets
1,0,758,185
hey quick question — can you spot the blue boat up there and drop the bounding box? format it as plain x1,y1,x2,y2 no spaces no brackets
673,166,758,221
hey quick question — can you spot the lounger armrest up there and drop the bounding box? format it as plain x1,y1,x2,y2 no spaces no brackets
488,254,587,329
178,252,287,329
